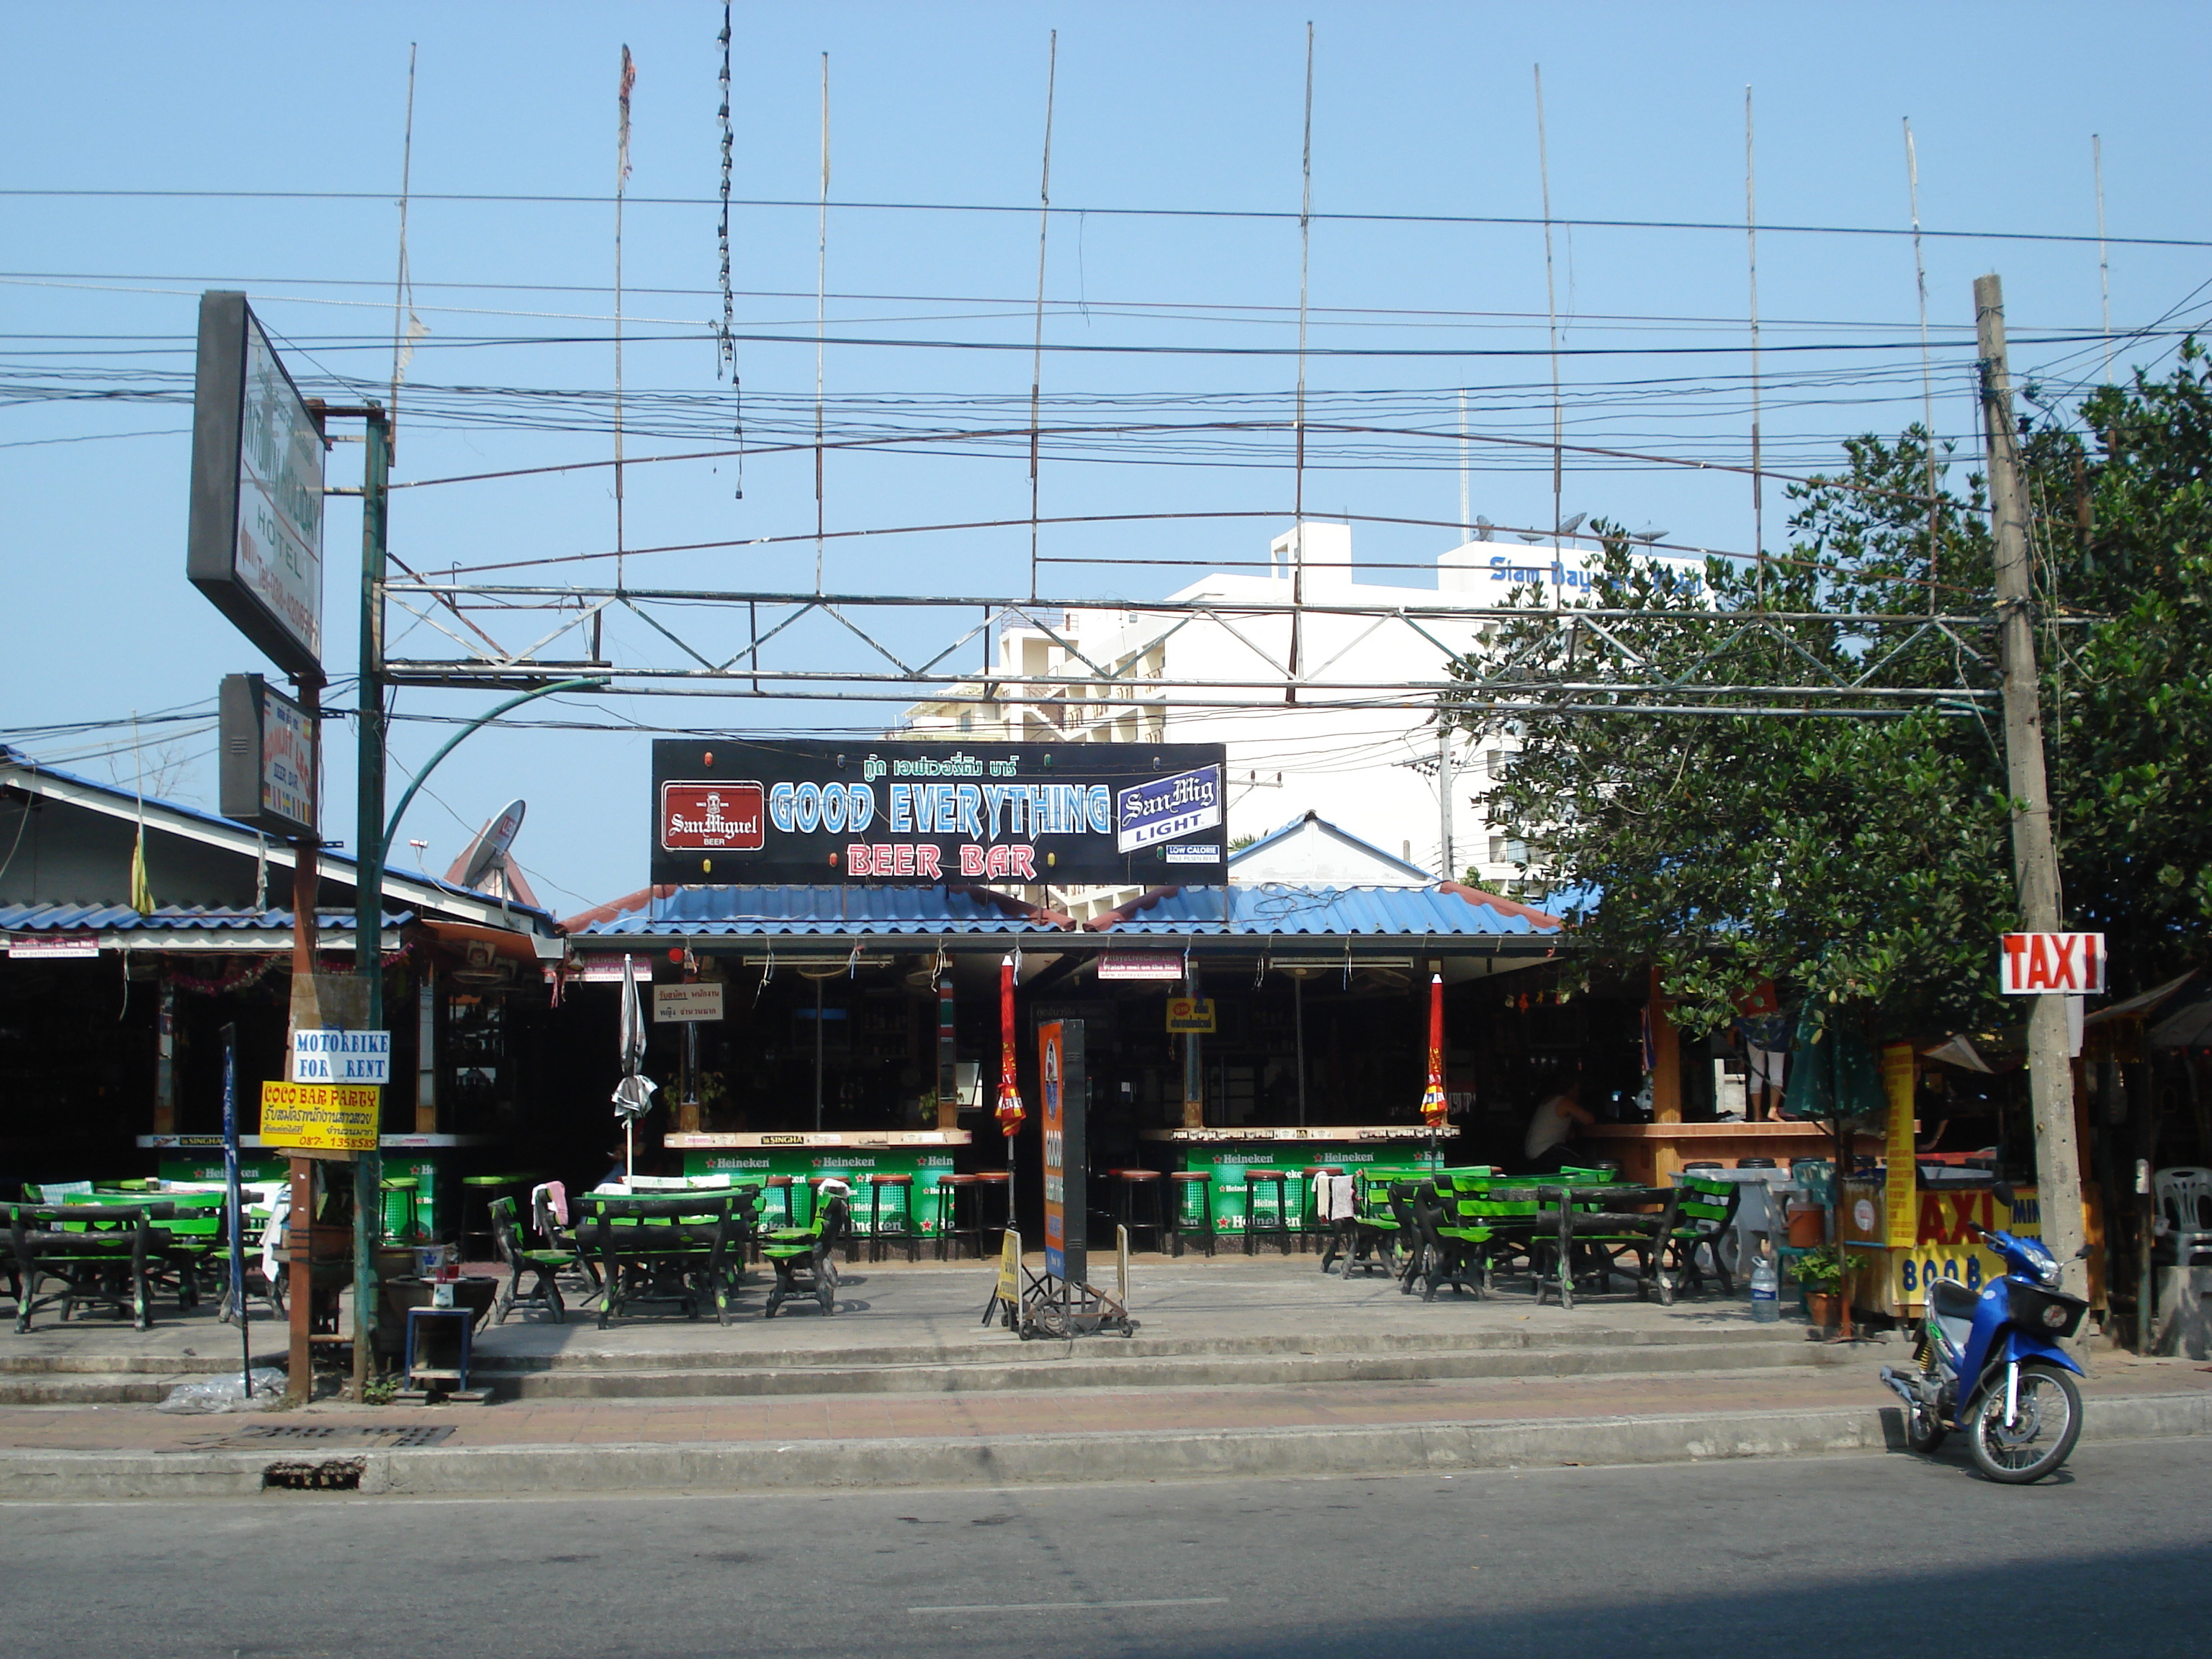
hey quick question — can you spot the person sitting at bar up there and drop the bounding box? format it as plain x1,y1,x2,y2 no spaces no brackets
1521,1074,1596,1174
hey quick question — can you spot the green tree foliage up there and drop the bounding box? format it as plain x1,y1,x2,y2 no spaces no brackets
1454,352,2212,1039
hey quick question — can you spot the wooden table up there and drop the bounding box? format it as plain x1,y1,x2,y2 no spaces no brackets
1493,1183,1683,1311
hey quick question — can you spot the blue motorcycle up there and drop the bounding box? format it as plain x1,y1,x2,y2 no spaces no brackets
1879,1208,2090,1483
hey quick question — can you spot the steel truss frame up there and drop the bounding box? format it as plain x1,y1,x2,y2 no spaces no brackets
377,577,2032,716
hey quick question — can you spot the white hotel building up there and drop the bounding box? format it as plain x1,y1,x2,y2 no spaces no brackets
900,521,1705,917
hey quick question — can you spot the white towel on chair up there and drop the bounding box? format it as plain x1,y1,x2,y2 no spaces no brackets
531,1180,570,1229
258,1187,292,1287
1318,1173,1356,1221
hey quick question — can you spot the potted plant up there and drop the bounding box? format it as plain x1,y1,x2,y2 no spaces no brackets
1791,1246,1845,1330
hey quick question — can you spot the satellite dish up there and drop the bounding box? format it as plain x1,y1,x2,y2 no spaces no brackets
1474,516,1495,534
1637,527,1671,543
449,799,526,892
1516,531,1544,544
1557,513,1587,535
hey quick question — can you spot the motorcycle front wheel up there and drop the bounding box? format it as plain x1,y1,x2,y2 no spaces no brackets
1905,1400,1947,1455
1966,1361,2082,1483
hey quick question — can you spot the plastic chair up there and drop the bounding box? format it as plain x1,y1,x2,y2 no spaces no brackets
2154,1166,2212,1265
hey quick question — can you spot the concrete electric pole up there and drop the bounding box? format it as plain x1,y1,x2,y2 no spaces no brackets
1974,273,2090,1305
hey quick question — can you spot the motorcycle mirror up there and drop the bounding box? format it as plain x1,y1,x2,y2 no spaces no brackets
1989,1182,2015,1205
2074,1242,2092,1259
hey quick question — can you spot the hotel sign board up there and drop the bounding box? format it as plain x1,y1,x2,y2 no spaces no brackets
187,290,325,678
651,739,1228,886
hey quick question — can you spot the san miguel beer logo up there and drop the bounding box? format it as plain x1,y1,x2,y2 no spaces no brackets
660,782,765,853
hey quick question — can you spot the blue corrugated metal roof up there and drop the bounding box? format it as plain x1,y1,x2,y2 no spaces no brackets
577,885,1068,938
1097,884,1562,938
0,904,409,932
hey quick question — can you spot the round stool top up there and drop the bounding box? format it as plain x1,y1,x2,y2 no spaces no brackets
765,1175,794,1187
462,1174,516,1188
1246,1168,1288,1179
1302,1165,1345,1176
1167,1170,1211,1182
937,1172,978,1185
868,1172,914,1187
1112,1168,1161,1182
380,1177,420,1191
974,1170,1011,1184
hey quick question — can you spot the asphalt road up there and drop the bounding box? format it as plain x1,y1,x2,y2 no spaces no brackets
11,1438,2209,1658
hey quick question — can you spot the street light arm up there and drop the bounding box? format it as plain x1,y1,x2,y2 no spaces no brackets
382,678,609,862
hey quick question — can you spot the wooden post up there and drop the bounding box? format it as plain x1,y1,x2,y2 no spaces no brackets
285,1156,313,1406
1649,966,1682,1123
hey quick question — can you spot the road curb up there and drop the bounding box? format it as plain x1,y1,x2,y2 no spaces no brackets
2,1391,2205,1501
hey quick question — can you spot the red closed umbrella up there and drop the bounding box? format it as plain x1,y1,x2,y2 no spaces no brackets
1419,973,1449,1129
995,953,1025,1139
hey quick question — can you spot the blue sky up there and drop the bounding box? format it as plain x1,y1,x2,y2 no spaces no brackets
5,1,2208,912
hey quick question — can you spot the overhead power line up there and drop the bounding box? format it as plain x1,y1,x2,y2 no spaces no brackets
1,187,2203,251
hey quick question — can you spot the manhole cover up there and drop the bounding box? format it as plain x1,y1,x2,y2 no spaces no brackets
233,1424,455,1449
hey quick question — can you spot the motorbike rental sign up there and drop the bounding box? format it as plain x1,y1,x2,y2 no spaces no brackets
651,739,1227,886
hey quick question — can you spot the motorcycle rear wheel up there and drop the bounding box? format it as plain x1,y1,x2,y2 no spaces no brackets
1966,1361,2082,1484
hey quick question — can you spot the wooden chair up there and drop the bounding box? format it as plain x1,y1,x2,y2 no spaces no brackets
763,1191,852,1318
488,1196,580,1323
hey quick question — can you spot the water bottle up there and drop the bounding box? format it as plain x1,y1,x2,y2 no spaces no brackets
1750,1248,1780,1323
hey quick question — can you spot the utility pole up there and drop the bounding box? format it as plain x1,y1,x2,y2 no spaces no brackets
1435,718,1455,881
353,405,390,1400
1975,274,2090,1305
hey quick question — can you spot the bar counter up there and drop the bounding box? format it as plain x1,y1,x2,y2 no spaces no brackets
1139,1125,1447,1236
665,1129,975,1238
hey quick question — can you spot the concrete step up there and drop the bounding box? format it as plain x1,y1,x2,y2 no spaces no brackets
485,1336,1855,1401
0,1375,183,1406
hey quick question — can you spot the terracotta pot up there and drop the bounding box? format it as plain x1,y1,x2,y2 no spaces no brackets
1804,1290,1840,1328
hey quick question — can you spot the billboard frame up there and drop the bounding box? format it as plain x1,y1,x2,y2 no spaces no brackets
188,290,325,680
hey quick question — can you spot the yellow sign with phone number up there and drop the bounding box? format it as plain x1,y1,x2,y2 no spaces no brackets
260,1081,379,1152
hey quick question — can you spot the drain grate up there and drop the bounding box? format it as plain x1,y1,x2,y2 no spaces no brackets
236,1424,456,1449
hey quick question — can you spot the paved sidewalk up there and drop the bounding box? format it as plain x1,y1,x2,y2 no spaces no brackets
1,1352,2206,1457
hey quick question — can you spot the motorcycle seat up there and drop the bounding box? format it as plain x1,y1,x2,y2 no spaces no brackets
1927,1277,1979,1321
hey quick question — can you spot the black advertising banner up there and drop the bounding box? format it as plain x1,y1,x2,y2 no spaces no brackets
650,739,1228,886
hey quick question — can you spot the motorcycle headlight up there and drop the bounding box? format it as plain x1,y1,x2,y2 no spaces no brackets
2038,1257,2063,1287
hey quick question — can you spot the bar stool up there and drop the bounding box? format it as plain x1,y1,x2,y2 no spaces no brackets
973,1169,1013,1253
935,1173,981,1261
1109,1169,1164,1254
459,1174,526,1263
380,1176,423,1243
1244,1169,1294,1256
1167,1171,1215,1258
866,1174,920,1264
